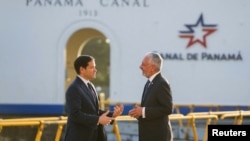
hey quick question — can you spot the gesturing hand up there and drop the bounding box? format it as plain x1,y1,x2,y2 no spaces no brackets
112,103,124,118
128,104,142,118
98,110,114,125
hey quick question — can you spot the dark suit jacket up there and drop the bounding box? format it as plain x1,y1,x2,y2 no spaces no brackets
64,76,112,141
139,73,173,141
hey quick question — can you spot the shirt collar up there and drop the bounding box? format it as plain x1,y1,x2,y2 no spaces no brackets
148,71,160,82
77,75,90,86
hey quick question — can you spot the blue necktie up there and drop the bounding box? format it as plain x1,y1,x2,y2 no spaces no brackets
87,83,97,103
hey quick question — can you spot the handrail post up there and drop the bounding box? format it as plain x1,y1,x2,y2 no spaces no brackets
174,105,184,127
203,118,212,141
0,119,2,133
35,121,45,141
99,92,105,110
237,110,243,125
191,115,198,141
112,120,122,141
55,123,64,141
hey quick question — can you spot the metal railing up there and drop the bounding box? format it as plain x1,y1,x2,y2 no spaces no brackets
0,116,67,141
1,104,250,141
113,114,218,141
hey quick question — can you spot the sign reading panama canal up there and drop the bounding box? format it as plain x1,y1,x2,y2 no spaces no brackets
26,0,150,7
161,14,243,61
160,51,243,61
25,1,244,62
26,0,150,17
1,0,249,112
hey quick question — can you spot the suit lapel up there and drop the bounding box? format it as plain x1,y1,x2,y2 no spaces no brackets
141,83,154,106
87,82,99,107
141,73,161,105
76,77,99,109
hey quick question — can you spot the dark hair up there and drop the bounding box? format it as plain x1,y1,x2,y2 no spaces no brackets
74,55,94,74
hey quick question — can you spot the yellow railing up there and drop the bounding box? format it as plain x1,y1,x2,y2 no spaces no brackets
0,114,218,141
220,110,250,125
113,114,218,141
173,104,249,114
184,110,250,141
0,104,250,141
0,116,67,141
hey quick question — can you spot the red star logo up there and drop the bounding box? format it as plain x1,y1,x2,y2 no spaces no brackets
179,14,217,48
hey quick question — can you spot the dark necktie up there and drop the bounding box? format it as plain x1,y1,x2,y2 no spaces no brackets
142,80,150,101
87,83,97,103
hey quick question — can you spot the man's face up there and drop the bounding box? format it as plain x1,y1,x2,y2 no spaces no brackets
81,60,97,80
140,56,153,78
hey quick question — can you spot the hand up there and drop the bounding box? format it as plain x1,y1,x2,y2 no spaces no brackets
112,103,124,118
128,104,142,118
98,110,114,126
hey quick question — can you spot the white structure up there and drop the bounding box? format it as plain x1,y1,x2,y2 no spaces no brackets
0,0,249,114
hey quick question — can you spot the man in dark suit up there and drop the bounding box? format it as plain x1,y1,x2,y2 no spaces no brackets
129,52,173,141
64,55,124,141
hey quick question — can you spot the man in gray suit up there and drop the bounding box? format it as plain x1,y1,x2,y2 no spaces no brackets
129,52,173,141
64,55,123,141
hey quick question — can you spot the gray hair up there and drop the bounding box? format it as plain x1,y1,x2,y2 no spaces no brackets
146,52,163,71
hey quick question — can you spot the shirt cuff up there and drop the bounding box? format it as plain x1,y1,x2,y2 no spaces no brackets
142,107,145,118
